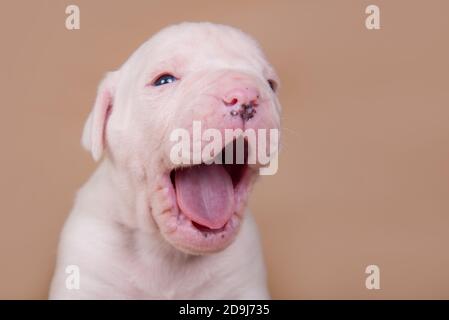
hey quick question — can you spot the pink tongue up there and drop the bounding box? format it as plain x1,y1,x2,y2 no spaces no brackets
175,164,235,230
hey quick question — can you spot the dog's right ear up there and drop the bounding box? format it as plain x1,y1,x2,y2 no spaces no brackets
81,72,118,161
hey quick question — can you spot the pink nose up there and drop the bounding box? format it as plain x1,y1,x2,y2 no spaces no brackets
222,87,260,107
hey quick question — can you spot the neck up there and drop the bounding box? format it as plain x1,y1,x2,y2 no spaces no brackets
79,157,160,236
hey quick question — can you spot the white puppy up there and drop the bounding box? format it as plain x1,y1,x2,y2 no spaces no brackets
49,22,281,299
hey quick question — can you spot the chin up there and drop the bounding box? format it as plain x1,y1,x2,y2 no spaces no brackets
152,142,258,255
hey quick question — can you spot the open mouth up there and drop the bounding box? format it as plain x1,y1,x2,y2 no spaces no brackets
169,139,251,235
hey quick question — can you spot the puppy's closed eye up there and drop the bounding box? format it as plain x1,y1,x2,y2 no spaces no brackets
153,73,178,86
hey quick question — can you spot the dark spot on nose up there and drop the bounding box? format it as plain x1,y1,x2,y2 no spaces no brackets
240,102,257,121
229,101,257,121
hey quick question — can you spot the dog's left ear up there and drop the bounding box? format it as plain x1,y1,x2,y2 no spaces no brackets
81,71,118,161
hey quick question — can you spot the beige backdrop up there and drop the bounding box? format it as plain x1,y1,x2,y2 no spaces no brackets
1,0,448,299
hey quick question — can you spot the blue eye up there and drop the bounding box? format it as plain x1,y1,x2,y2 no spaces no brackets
153,73,177,86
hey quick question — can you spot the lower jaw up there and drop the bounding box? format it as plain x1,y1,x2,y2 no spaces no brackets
152,177,246,255
160,210,242,254
152,168,253,254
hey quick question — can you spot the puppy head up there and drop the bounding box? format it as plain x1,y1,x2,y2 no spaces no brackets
82,22,281,254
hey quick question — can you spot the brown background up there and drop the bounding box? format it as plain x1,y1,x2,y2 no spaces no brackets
1,0,448,299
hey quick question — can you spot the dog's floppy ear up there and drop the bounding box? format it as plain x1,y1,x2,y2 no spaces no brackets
81,71,118,161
